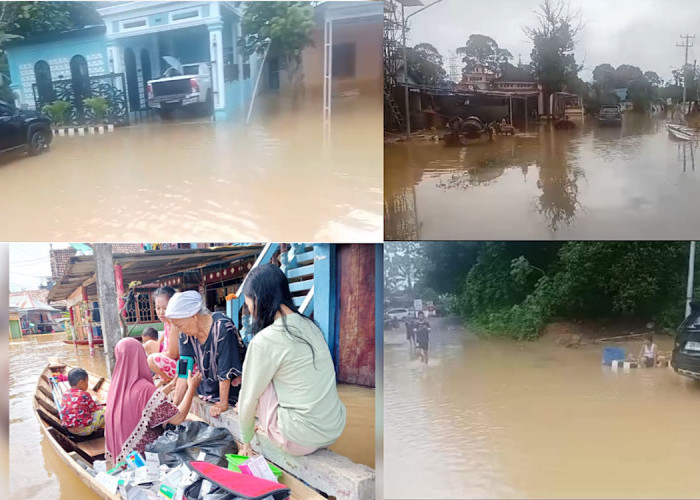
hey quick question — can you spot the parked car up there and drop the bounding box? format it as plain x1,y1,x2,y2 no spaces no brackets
0,101,52,156
147,58,213,120
385,307,411,322
598,105,622,126
672,302,700,379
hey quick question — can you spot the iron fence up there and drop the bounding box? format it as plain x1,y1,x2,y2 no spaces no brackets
32,72,130,126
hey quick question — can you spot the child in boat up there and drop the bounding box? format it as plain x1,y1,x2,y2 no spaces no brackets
638,334,658,368
60,368,105,437
415,311,431,365
142,327,161,356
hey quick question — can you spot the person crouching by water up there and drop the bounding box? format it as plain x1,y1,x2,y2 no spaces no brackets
60,368,105,436
236,264,346,457
167,291,246,418
105,338,202,468
415,311,431,365
638,334,658,367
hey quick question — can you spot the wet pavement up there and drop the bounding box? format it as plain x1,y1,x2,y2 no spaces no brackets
0,92,382,242
385,113,700,240
384,317,700,499
9,335,374,499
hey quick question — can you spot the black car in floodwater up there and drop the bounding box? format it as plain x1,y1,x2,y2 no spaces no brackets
0,100,52,156
598,105,623,126
672,302,700,379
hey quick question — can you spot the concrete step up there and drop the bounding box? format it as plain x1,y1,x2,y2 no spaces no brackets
189,397,375,500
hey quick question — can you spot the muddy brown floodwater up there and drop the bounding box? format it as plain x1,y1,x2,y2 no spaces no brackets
0,92,382,242
384,317,700,499
9,335,374,499
385,114,700,240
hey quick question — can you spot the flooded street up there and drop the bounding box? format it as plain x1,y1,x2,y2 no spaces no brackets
9,335,374,499
384,317,700,499
0,92,382,242
385,114,700,240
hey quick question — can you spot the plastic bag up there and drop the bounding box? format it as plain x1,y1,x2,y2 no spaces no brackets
145,421,238,469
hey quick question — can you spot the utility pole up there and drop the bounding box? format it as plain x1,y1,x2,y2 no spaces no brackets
687,241,696,319
94,244,121,376
677,34,695,116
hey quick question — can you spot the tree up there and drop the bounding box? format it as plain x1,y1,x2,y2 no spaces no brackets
3,2,101,38
457,34,512,75
406,43,448,86
239,2,314,88
384,242,425,296
592,63,615,89
524,0,582,110
644,71,662,87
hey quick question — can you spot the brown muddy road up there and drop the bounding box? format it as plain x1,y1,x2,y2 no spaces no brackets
9,336,374,499
385,114,700,240
384,316,700,499
0,93,382,242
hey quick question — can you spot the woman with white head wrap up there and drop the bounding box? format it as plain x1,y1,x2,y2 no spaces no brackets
166,291,246,418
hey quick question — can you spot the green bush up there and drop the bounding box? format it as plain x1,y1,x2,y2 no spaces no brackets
41,100,71,126
456,242,691,340
83,96,110,123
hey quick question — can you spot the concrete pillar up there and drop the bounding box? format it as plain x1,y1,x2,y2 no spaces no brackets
94,244,121,377
81,287,94,356
208,23,226,119
114,263,125,317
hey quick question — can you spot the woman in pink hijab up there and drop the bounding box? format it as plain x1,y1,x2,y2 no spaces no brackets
105,338,201,468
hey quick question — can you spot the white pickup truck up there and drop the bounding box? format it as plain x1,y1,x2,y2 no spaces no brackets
146,57,213,119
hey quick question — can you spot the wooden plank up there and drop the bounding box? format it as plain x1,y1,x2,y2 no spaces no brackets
92,377,105,392
292,296,305,307
295,250,315,265
38,385,55,402
337,245,375,387
35,395,59,417
48,427,95,465
287,264,314,280
289,279,313,293
77,437,106,457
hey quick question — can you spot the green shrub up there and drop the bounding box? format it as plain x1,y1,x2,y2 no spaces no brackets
83,96,110,123
41,100,71,126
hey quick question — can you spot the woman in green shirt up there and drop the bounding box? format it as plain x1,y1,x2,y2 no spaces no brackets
237,264,346,457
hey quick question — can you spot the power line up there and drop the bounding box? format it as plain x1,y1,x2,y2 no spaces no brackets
677,34,696,111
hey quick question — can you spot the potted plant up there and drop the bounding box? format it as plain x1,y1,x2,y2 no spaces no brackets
83,96,110,124
41,100,71,127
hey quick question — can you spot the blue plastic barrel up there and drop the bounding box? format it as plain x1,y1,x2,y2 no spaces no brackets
602,347,625,365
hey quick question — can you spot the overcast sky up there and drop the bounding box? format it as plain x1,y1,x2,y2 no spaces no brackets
9,243,69,292
403,0,700,82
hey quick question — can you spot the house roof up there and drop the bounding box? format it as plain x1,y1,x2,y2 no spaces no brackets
10,293,58,312
495,64,535,83
47,245,264,302
4,25,106,48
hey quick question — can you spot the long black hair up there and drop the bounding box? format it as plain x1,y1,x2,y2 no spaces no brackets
242,263,316,365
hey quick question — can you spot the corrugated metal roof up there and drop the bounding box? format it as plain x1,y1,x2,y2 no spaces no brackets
47,245,264,302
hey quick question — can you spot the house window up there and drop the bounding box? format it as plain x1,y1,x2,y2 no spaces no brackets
34,60,55,103
171,9,199,22
125,292,154,323
121,18,147,31
332,43,356,78
137,293,153,322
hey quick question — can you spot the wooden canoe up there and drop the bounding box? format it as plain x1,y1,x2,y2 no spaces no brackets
667,123,698,141
34,360,322,500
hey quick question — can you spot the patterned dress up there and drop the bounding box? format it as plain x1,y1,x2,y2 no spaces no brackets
105,389,178,468
179,312,246,405
148,322,179,380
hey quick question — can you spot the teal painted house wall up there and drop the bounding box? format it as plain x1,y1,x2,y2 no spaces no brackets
7,33,108,109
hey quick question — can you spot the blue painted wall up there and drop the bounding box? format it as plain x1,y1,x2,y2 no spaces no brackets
7,33,108,109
